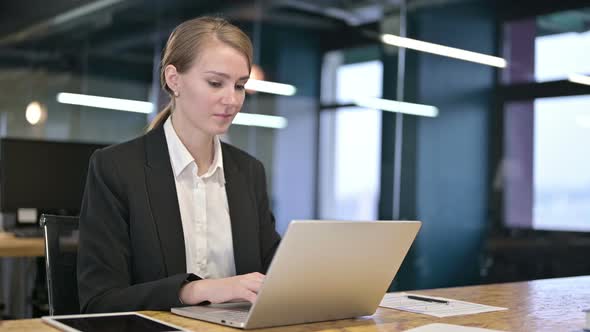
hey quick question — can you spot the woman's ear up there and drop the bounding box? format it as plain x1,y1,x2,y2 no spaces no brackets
164,64,180,95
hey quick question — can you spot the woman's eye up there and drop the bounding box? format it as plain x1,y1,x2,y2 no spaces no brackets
236,84,245,91
208,81,222,88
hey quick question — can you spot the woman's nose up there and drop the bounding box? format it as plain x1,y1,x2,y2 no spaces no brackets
222,88,238,105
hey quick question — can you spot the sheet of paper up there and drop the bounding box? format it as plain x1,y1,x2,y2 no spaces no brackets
404,323,506,332
380,292,508,318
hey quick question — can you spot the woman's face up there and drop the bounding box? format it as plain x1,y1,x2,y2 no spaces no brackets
169,39,250,137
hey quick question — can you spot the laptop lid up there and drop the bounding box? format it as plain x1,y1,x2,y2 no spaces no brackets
173,220,421,329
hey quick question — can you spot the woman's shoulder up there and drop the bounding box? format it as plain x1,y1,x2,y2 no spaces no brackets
220,141,261,167
86,133,154,189
96,134,146,160
91,128,162,172
221,142,264,172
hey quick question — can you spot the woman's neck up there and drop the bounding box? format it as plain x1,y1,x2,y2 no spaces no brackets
170,114,214,176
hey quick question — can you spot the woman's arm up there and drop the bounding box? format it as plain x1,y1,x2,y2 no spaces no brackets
179,272,264,304
77,149,194,313
254,160,281,272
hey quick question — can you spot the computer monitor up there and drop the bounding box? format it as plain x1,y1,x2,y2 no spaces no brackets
0,138,107,225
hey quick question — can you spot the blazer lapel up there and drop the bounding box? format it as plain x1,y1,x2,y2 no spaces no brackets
144,125,186,276
222,144,261,275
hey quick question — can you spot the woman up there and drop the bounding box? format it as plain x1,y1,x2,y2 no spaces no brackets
77,16,281,313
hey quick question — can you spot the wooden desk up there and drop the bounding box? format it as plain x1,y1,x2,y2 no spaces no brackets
0,232,45,319
0,232,45,257
1,276,588,332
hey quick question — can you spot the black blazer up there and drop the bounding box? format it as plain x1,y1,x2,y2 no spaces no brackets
77,124,281,313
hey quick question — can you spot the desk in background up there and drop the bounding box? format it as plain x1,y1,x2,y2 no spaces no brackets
0,232,45,319
0,232,44,257
2,276,589,332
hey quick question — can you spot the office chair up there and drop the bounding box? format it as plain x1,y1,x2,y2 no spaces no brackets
41,214,80,315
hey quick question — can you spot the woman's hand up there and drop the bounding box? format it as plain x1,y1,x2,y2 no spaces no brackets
179,272,265,305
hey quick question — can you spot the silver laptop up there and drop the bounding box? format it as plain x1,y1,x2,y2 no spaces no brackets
172,220,421,329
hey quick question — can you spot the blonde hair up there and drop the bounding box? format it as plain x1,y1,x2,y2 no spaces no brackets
148,16,253,131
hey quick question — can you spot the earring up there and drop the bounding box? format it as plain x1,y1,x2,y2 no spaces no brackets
174,91,179,97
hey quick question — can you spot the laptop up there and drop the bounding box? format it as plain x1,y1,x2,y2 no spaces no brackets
172,220,421,329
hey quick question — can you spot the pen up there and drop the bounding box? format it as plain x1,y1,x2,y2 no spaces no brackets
407,295,449,304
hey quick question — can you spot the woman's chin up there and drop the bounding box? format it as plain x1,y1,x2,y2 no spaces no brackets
210,124,232,136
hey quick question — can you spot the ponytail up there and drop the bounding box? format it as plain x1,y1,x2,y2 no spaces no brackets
147,102,172,132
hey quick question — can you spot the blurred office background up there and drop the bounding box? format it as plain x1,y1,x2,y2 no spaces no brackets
1,0,590,319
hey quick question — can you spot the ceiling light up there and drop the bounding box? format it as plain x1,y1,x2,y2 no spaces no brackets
246,64,266,95
245,79,297,96
57,92,154,113
355,97,439,117
233,113,288,129
381,33,507,68
568,73,590,86
25,101,47,125
250,64,265,81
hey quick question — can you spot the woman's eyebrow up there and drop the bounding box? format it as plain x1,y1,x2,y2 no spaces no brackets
205,70,250,81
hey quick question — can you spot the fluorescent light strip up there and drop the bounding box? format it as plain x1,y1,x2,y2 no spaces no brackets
576,116,590,129
57,92,154,114
355,97,439,117
568,73,590,86
245,79,297,96
53,0,125,25
57,92,288,129
381,34,507,68
233,113,288,129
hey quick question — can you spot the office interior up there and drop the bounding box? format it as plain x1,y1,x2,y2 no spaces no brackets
1,0,589,321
